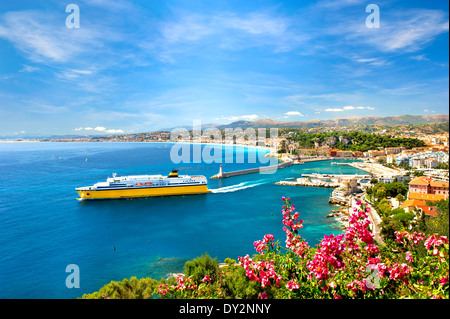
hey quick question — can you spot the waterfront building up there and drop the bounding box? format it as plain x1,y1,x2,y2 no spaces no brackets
385,147,405,155
335,150,353,158
408,176,449,197
400,199,438,216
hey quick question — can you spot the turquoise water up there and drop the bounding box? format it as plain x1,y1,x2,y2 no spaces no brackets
0,142,366,299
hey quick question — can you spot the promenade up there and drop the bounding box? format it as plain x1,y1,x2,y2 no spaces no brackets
345,161,402,176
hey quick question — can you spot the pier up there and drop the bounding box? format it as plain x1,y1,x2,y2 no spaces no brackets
301,173,371,182
211,161,293,179
276,178,340,188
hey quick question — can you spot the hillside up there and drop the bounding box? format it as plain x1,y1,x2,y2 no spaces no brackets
216,114,449,129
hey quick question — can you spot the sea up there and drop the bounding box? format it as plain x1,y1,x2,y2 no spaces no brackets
0,142,367,299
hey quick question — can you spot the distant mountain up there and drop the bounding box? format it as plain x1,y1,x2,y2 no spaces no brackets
215,114,449,129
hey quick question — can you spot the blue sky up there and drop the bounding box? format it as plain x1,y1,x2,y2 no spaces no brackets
0,0,448,136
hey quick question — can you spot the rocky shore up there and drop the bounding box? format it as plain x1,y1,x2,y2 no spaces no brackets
326,208,350,230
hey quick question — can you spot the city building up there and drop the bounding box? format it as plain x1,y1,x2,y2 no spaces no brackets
408,176,449,197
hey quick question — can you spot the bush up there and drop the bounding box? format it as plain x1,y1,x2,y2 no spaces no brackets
184,253,219,284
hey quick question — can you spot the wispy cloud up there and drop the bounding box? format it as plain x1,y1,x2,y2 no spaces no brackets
324,106,374,112
346,8,449,53
152,10,308,62
0,10,104,63
216,114,259,121
74,126,124,134
20,65,39,73
284,111,304,117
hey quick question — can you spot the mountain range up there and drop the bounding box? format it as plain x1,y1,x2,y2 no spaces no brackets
167,114,449,131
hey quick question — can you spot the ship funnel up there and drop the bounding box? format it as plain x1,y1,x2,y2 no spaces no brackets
168,169,179,178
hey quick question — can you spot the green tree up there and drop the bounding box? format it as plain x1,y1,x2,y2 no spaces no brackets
184,252,219,284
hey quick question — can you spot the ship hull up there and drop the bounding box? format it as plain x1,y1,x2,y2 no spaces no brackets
77,184,211,200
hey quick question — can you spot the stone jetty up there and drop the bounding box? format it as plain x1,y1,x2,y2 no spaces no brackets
211,160,293,179
275,178,339,188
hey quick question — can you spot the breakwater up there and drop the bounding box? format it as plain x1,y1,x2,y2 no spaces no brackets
211,161,293,179
275,178,339,188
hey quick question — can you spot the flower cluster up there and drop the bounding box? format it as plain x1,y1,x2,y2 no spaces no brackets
286,280,300,291
157,273,199,297
347,203,375,247
389,263,413,282
424,235,448,255
281,197,309,256
238,255,282,288
307,234,345,281
395,230,426,248
253,234,275,254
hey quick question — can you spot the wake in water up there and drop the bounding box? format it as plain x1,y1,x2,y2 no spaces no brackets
211,180,267,193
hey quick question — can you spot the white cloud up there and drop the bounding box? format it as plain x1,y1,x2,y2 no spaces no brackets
410,54,430,61
0,10,103,63
325,106,374,112
355,57,392,67
74,127,124,134
105,129,125,134
19,65,39,73
285,111,304,116
154,10,307,62
349,9,449,53
217,114,259,121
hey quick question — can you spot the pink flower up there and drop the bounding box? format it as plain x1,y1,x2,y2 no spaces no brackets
405,252,413,263
281,196,286,201
158,283,169,295
377,263,389,278
286,281,300,291
441,276,448,287
425,235,448,251
239,255,282,288
263,234,275,244
202,275,211,283
258,292,268,299
389,263,413,282
254,240,266,253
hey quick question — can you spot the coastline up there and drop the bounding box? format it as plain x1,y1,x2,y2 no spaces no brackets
0,139,276,153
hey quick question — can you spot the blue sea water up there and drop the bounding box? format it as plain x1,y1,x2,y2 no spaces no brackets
0,142,367,299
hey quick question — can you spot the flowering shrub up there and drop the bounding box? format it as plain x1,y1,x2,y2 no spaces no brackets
152,197,448,299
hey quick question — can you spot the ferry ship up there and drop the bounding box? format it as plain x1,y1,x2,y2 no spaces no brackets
76,170,211,200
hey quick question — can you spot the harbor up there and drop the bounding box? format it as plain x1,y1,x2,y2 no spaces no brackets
275,161,381,232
